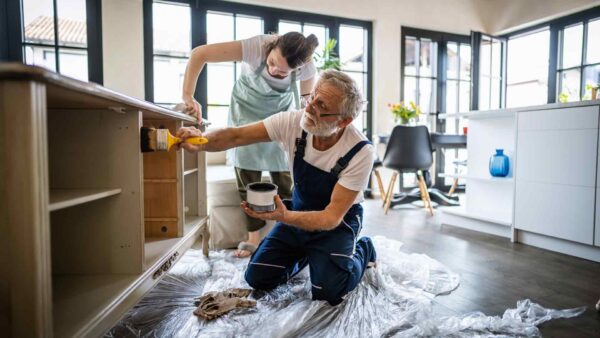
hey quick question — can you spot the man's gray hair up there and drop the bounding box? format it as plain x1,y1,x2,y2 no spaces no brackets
316,70,363,120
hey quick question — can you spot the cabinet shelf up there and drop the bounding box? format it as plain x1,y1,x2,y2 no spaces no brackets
438,173,513,183
184,168,199,176
49,188,122,211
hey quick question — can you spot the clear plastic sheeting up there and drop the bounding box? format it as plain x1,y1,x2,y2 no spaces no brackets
106,236,584,338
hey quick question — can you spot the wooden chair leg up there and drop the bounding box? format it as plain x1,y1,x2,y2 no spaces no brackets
417,171,434,216
448,178,459,195
382,171,397,207
384,172,398,214
373,169,386,202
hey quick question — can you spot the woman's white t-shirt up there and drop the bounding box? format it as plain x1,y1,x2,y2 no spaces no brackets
263,110,375,204
241,35,317,91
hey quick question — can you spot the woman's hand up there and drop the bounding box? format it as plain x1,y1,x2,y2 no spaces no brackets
182,94,202,120
175,126,205,152
241,195,288,223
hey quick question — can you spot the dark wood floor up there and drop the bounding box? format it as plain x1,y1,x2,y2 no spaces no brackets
360,198,600,337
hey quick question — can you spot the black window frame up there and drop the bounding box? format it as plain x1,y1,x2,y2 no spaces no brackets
143,0,373,140
501,5,600,104
400,26,470,191
2,0,103,84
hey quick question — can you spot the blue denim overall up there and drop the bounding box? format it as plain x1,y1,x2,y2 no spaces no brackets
245,130,376,305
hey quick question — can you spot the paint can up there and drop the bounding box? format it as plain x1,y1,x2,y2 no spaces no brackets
246,182,278,212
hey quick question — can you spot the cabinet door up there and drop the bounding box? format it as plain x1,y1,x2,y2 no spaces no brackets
515,181,594,245
596,187,600,247
516,129,598,187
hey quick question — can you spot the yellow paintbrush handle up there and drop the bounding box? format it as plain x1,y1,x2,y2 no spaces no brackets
184,137,209,145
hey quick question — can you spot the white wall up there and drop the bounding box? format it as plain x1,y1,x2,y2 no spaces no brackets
101,0,599,136
102,0,145,99
480,0,600,35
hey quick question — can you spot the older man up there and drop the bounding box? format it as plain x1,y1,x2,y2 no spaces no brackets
176,70,376,305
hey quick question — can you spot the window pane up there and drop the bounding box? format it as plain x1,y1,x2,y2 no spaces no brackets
24,45,56,71
58,48,88,81
207,63,234,105
447,42,458,79
419,79,436,113
235,15,263,40
559,69,581,102
153,56,188,104
446,79,458,114
561,23,583,69
23,0,55,44
491,79,501,109
480,38,491,77
419,39,436,77
446,116,457,134
583,65,600,99
506,29,549,107
153,2,190,55
278,21,301,35
57,0,87,47
207,106,229,129
459,81,470,112
303,23,326,50
479,76,490,109
491,40,502,79
403,77,417,104
460,44,471,80
404,37,417,76
587,19,600,64
340,25,366,72
207,12,233,44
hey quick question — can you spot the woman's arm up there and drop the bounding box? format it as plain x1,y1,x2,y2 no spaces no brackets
182,40,243,117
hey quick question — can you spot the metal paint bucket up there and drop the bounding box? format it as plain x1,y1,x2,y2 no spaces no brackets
246,182,278,212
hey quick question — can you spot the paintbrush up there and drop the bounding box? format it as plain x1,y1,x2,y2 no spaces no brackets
140,126,208,152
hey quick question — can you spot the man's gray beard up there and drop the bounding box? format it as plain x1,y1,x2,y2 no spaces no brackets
300,113,339,137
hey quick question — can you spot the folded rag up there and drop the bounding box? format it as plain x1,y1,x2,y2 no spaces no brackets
193,288,256,320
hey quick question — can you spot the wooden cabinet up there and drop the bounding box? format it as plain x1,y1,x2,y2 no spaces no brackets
0,64,209,337
515,105,599,245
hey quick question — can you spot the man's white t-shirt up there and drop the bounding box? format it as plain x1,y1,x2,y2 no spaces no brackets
263,110,375,204
241,35,317,91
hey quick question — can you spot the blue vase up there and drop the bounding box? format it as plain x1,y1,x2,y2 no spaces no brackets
489,149,509,177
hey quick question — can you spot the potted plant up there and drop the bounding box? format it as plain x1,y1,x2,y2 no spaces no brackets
313,38,342,71
388,101,422,125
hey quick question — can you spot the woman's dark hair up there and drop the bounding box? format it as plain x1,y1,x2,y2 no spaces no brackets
265,32,319,68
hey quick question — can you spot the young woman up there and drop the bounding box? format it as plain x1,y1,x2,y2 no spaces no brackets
181,32,319,257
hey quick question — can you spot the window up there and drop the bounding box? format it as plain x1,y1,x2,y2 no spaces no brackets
151,2,190,106
401,27,470,189
206,11,263,128
144,0,373,140
557,20,600,101
477,35,504,110
339,25,369,134
502,6,600,104
506,29,550,107
18,0,102,82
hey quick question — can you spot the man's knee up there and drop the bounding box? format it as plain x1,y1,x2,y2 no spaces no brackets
311,275,350,306
244,262,284,290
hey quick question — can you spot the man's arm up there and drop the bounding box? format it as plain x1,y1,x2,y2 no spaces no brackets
242,183,359,231
176,121,271,152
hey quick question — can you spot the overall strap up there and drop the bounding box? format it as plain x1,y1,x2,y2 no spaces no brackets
330,140,371,177
294,130,309,158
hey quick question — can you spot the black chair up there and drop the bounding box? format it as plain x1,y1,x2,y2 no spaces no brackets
377,125,459,214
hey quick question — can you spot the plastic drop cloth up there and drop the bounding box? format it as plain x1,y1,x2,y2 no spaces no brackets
106,236,585,338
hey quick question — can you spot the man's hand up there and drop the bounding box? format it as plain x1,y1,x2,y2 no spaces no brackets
241,195,288,223
175,126,205,152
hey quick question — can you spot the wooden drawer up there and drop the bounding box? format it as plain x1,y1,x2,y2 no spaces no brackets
515,181,594,245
